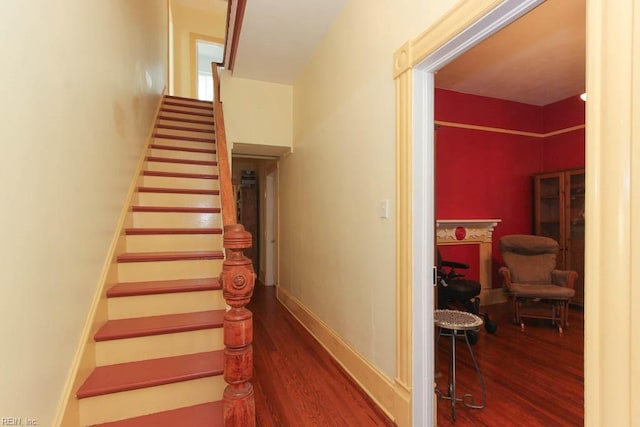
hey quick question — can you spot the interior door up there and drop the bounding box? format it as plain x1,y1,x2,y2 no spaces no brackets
265,172,276,286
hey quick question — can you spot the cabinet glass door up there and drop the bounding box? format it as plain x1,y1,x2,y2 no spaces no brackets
535,173,565,267
566,171,585,305
536,175,562,238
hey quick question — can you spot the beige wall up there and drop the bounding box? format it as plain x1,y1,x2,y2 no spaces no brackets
280,0,456,385
0,1,167,424
171,2,226,97
221,72,293,149
170,3,293,150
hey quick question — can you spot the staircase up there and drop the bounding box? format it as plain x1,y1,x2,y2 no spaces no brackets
75,96,228,426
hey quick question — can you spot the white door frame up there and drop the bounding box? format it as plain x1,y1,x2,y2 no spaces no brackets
399,1,545,425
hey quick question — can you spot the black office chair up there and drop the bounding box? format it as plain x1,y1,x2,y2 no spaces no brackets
437,250,497,343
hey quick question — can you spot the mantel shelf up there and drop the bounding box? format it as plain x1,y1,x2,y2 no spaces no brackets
436,219,501,244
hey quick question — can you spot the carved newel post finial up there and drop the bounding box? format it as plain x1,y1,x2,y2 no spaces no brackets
221,224,256,426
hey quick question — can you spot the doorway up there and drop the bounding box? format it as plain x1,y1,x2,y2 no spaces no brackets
393,1,552,425
231,156,279,287
189,34,224,100
393,0,640,422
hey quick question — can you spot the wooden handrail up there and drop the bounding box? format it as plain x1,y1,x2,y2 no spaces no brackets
212,63,234,227
212,62,256,427
223,0,247,71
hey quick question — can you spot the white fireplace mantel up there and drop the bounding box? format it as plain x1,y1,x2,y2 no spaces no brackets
436,219,503,304
436,219,501,244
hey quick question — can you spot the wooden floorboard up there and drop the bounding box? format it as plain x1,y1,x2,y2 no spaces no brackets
250,285,584,426
435,303,584,426
249,285,395,427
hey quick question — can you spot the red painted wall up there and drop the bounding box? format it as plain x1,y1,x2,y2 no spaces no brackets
543,96,585,131
542,96,586,170
542,130,585,171
434,90,585,288
436,89,544,132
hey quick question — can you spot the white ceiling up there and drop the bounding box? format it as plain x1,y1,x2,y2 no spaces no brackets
231,0,346,84
436,0,585,106
178,0,585,107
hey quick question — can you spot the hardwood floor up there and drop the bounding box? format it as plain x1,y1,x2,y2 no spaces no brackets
435,303,584,426
250,285,583,426
249,284,395,426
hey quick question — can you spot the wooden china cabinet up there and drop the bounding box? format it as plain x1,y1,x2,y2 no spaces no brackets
533,168,585,306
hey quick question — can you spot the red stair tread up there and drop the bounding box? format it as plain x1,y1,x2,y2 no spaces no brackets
125,227,223,235
107,277,221,298
77,350,224,398
91,401,223,427
131,206,221,213
94,310,225,342
143,170,219,180
145,156,218,166
117,250,224,263
137,186,220,195
151,144,216,154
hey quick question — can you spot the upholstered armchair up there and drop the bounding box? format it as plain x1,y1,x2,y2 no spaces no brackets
498,234,577,334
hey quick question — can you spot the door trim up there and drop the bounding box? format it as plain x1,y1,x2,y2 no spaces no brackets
393,1,544,425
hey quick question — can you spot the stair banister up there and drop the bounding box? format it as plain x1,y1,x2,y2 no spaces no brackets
212,62,256,426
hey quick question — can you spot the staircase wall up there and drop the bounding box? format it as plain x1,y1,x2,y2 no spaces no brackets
219,72,293,150
0,2,168,425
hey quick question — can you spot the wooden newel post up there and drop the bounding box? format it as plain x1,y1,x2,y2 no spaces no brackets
221,224,256,426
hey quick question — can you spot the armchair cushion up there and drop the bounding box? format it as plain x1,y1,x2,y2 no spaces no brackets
499,234,559,284
508,283,575,299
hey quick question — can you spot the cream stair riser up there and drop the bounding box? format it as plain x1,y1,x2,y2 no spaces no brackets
140,175,220,191
135,191,221,208
151,138,216,152
149,148,216,163
149,148,216,162
95,328,224,366
157,119,214,131
158,110,211,122
117,259,223,283
125,234,223,253
107,289,225,319
131,211,222,229
78,376,225,426
153,128,214,140
145,161,218,176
